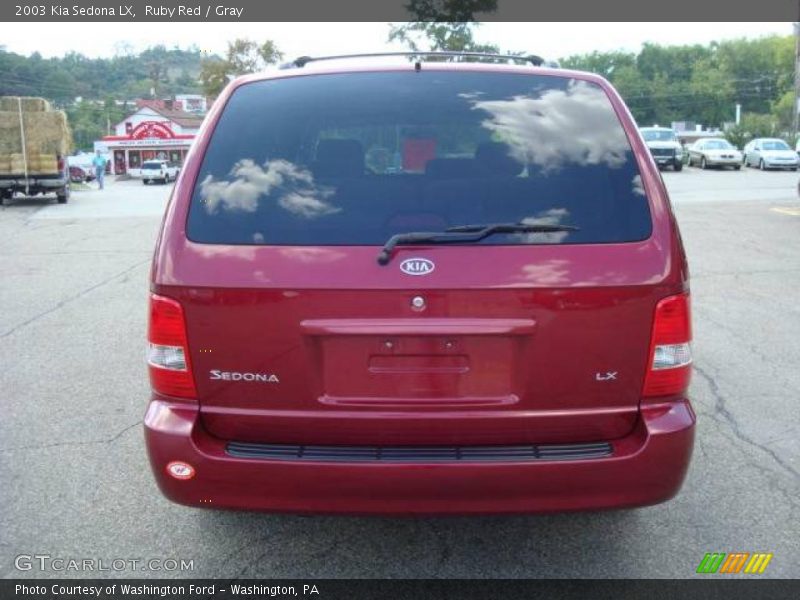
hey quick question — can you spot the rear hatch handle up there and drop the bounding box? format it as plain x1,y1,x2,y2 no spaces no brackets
300,318,536,336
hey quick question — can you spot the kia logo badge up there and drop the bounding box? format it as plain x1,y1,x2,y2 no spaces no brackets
399,258,435,276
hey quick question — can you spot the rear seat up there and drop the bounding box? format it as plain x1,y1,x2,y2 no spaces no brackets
474,142,524,178
425,158,478,179
271,139,644,243
311,139,366,179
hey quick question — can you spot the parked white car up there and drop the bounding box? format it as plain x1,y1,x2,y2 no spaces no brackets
141,160,179,184
743,138,798,171
687,138,742,170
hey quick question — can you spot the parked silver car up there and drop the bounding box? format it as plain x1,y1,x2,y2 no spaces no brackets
687,138,742,170
743,138,799,171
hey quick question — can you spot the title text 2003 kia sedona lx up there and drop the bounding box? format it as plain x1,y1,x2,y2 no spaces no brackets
144,53,695,514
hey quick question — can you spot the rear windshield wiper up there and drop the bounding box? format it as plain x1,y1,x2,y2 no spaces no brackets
376,222,579,265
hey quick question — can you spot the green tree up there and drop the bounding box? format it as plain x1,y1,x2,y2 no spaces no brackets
388,22,499,54
561,51,636,80
725,113,779,149
66,100,107,151
174,69,201,93
555,36,796,131
198,60,230,99
611,64,651,124
402,0,497,20
199,38,282,97
1,46,205,102
636,43,711,82
716,36,794,114
688,56,735,126
771,89,795,134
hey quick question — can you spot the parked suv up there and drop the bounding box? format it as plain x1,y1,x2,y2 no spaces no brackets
640,126,684,171
145,53,695,514
141,160,179,184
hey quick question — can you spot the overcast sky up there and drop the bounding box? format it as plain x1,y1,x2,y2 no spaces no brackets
0,22,793,60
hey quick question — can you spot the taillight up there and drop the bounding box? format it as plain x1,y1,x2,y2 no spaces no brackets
147,294,197,398
57,156,65,172
643,293,692,398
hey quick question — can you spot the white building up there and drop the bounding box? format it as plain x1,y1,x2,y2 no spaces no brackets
95,105,204,177
175,94,207,114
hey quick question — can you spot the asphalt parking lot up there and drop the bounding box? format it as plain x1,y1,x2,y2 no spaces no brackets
1,167,798,579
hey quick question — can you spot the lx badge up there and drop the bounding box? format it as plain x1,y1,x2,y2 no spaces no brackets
596,372,618,381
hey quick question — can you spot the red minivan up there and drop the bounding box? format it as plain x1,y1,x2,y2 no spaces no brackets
144,53,695,514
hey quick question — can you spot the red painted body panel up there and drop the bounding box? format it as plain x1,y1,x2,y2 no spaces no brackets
145,62,694,513
158,284,661,444
144,397,695,514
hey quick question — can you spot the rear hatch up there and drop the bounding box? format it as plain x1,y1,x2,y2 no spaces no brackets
155,67,677,446
142,161,164,176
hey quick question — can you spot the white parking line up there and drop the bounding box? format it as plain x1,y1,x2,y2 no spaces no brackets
770,207,800,216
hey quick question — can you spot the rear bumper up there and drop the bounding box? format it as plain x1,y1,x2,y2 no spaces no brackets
0,177,66,189
705,157,740,166
144,398,695,515
763,160,798,169
653,155,680,165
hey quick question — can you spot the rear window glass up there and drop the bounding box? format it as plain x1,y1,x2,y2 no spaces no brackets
702,140,733,150
762,140,789,151
642,129,677,142
142,161,164,169
187,71,651,245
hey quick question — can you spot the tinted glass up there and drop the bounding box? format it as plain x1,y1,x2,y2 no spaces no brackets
187,71,651,246
762,140,789,151
142,161,163,169
642,129,677,142
704,140,733,150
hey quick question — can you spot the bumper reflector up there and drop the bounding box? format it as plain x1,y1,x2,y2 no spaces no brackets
166,461,195,480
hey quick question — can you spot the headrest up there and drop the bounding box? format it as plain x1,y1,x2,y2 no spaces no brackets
475,142,524,177
313,139,365,178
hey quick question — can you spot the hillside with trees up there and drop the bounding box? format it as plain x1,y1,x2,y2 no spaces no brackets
0,45,204,102
560,36,795,137
0,44,206,150
0,42,283,151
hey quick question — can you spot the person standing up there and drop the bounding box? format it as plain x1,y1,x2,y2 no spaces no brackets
92,151,107,190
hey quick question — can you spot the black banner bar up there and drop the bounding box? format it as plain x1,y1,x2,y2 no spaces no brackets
4,579,800,600
0,0,799,22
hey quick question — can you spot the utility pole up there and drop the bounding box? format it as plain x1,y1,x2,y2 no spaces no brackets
794,21,800,143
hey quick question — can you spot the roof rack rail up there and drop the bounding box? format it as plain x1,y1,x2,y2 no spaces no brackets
280,52,557,70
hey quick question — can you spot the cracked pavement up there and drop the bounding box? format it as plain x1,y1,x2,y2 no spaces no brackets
0,172,798,579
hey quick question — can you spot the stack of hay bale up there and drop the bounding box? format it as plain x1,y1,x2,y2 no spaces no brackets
0,97,72,177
